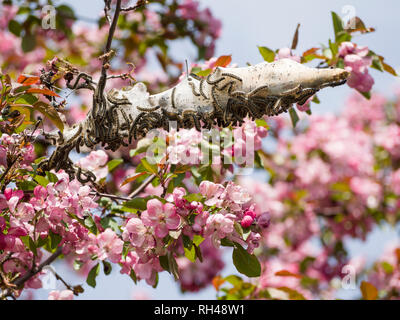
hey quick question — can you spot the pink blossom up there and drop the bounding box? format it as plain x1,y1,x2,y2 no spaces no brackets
96,229,124,263
122,217,147,247
48,290,74,300
204,213,235,242
172,187,187,208
275,48,301,63
77,150,108,180
339,42,374,92
199,181,224,207
141,199,180,238
179,0,199,20
346,68,374,92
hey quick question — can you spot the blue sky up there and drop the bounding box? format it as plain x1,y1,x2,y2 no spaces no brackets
25,0,400,299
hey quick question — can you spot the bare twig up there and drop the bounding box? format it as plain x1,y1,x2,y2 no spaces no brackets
90,191,131,202
0,247,63,300
128,173,156,198
97,0,122,97
121,0,148,12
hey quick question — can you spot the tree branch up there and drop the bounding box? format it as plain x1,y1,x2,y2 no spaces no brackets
42,59,349,181
0,247,63,300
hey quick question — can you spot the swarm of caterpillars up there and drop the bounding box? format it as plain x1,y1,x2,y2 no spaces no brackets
42,59,349,182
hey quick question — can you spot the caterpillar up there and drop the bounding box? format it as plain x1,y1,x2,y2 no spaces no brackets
188,80,201,97
220,73,243,83
171,87,177,109
137,105,161,112
199,79,208,99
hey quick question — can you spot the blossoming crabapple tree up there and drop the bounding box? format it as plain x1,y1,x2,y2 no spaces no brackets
0,0,398,300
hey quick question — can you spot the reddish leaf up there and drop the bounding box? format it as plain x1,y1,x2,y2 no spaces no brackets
395,248,400,265
360,281,378,300
302,47,320,57
17,75,40,86
27,88,60,97
345,17,375,34
120,172,147,187
212,276,225,291
215,55,232,68
275,270,303,279
291,23,300,50
382,61,397,76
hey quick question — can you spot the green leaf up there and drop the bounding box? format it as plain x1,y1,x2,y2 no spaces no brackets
381,261,394,274
258,46,275,62
17,180,37,191
183,193,203,203
130,269,137,284
86,263,101,288
331,12,344,40
194,244,203,262
141,158,158,174
196,69,212,77
289,107,300,127
21,33,36,52
312,95,320,104
370,53,384,72
84,216,97,233
15,93,38,105
152,272,159,288
34,175,49,187
359,91,371,100
20,236,36,254
123,198,147,211
29,237,37,256
49,231,62,250
232,243,261,277
234,221,244,238
159,255,170,273
184,246,196,262
192,235,204,247
224,275,243,287
8,20,22,36
102,261,112,275
100,217,120,233
168,253,180,280
255,118,269,129
46,171,58,183
33,101,64,132
107,158,123,172
221,238,235,247
190,67,202,74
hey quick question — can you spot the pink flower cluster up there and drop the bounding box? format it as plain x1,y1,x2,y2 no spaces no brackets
76,150,109,181
0,133,35,168
178,0,222,57
339,42,374,92
118,181,267,286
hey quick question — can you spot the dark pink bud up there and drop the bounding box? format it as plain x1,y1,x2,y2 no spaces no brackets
244,209,256,219
258,212,271,229
241,215,254,228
